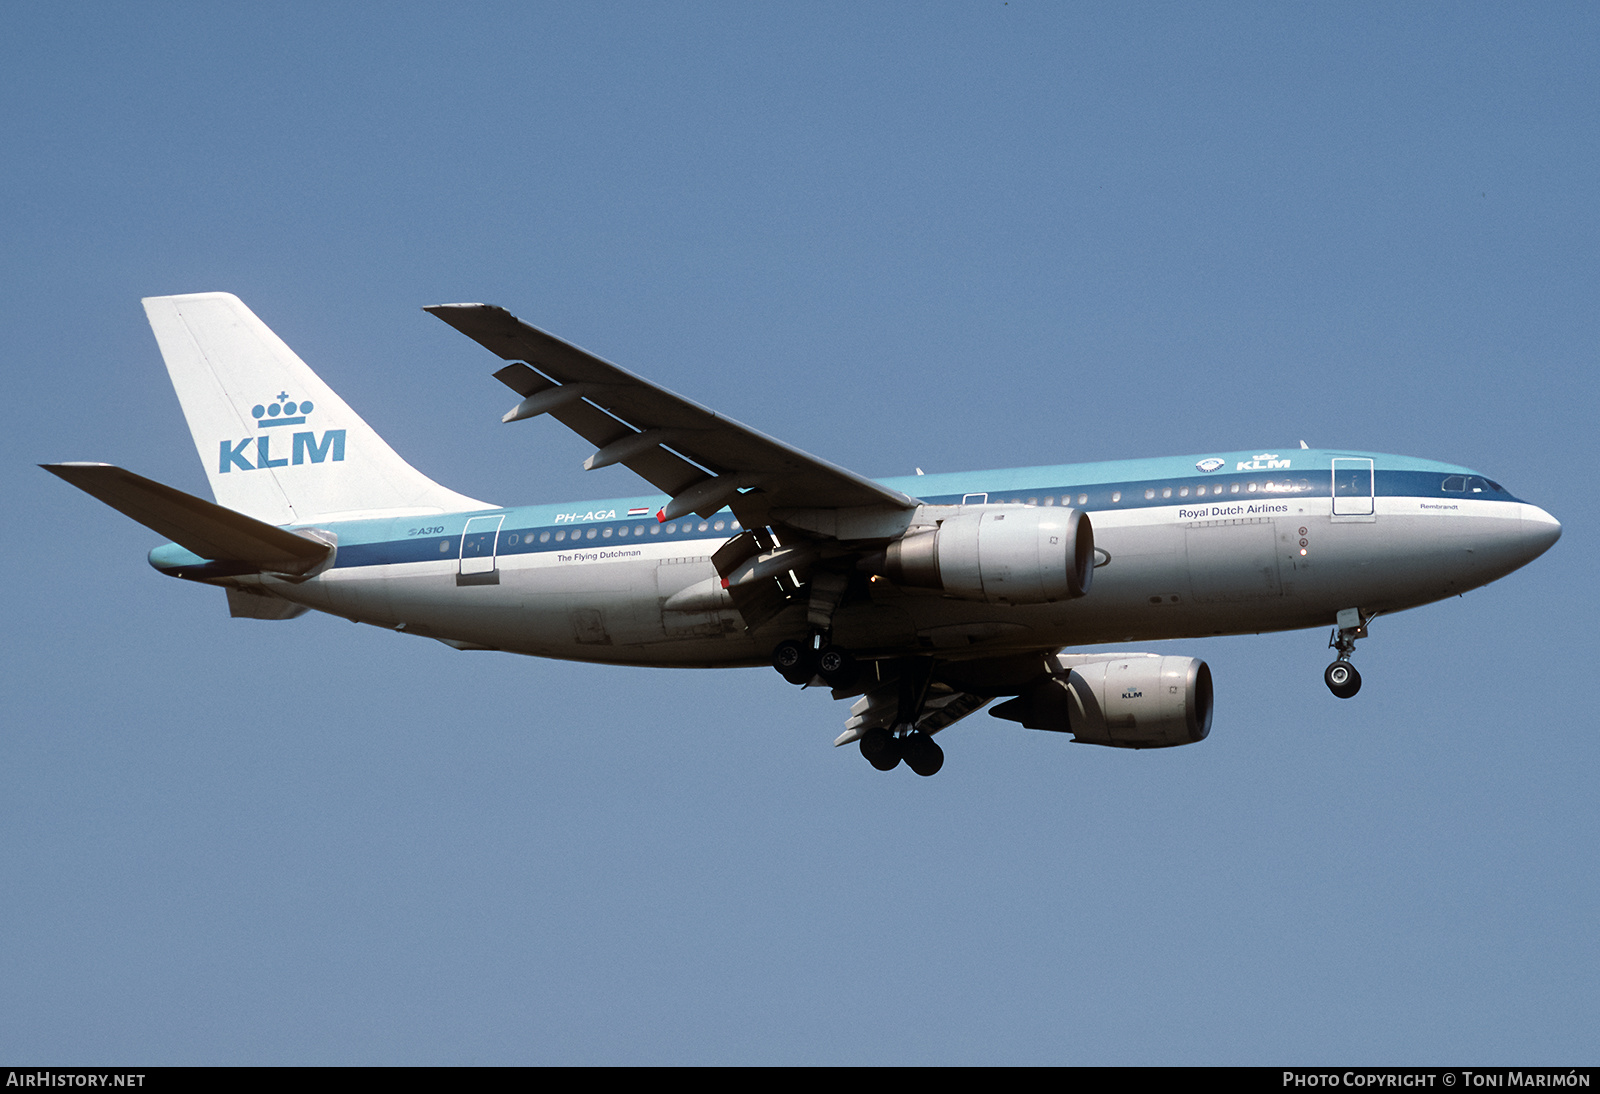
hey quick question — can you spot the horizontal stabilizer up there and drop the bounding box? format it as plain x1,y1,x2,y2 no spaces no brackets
43,463,332,573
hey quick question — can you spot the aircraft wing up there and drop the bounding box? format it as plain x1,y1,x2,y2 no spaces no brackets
424,304,919,522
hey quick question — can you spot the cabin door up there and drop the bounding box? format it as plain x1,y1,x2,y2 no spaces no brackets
1331,458,1376,520
458,515,505,584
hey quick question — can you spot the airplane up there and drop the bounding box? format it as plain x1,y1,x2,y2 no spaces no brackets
44,293,1562,777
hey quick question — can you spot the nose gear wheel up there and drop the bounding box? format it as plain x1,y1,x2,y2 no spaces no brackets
1324,660,1361,699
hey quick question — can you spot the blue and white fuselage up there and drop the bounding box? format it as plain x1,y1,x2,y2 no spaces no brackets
150,448,1557,666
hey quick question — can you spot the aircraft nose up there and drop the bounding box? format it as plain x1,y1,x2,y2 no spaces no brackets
1519,504,1562,562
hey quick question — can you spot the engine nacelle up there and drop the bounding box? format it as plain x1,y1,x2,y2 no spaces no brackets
885,506,1094,604
989,654,1213,749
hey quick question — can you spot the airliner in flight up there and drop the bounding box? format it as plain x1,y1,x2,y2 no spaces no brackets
45,294,1561,776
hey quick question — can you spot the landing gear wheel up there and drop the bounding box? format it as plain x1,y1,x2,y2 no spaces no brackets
902,732,944,777
1324,661,1362,699
815,645,859,689
859,727,902,771
772,639,815,685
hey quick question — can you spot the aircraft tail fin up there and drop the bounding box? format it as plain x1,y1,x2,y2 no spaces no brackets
142,293,490,524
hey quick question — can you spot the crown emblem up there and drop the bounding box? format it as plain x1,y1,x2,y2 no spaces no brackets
251,392,314,428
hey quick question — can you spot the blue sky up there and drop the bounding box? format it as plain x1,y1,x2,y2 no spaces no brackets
3,3,1595,1064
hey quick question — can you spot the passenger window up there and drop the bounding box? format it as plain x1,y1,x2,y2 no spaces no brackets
1144,489,1155,500
1179,487,1189,497
1077,494,1087,505
1247,483,1257,493
1111,491,1121,503
1230,483,1240,494
1162,487,1172,499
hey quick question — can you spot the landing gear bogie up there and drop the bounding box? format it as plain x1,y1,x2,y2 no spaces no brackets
772,639,815,685
902,731,944,777
815,645,859,689
859,726,903,771
859,727,943,776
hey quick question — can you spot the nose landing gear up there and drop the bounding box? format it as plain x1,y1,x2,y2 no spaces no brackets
1324,608,1373,699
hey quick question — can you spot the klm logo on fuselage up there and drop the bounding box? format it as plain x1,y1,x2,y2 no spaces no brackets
1237,452,1291,472
218,392,346,473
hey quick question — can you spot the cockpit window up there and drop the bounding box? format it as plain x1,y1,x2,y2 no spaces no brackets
1443,474,1503,495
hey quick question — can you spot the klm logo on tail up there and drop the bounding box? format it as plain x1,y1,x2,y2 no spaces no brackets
219,393,346,473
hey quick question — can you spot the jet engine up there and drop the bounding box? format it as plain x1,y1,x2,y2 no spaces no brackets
885,506,1094,604
989,654,1213,749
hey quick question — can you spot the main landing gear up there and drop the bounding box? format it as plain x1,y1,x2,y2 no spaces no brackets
1324,608,1372,699
771,638,859,689
858,726,944,777
772,640,944,775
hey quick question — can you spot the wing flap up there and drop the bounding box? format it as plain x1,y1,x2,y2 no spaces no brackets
43,463,331,573
544,397,709,500
835,682,994,745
